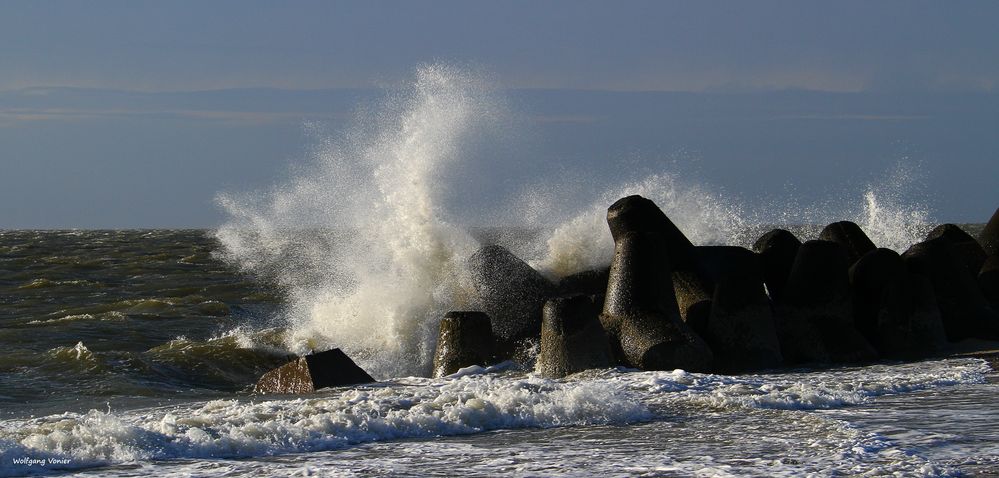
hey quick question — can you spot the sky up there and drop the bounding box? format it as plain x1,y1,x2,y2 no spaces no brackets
3,1,998,93
1,1,998,227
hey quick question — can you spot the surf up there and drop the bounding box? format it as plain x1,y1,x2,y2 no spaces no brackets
215,64,936,379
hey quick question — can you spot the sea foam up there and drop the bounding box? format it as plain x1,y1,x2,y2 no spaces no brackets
0,358,988,476
0,373,649,476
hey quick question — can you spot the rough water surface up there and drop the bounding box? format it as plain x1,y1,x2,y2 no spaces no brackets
1,230,997,477
3,65,995,477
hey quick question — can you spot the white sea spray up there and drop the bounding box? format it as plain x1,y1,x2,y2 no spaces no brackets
215,65,499,378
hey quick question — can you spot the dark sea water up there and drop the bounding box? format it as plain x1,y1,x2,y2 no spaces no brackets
1,229,998,477
0,230,289,419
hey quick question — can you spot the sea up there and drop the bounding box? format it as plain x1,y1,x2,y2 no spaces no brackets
3,65,998,476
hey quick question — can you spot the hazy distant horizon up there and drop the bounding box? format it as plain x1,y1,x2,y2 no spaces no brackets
2,86,997,229
2,1,997,228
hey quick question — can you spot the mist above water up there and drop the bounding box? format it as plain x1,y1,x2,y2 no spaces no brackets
215,64,934,378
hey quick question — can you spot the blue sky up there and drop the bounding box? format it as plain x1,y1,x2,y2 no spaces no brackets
1,1,998,227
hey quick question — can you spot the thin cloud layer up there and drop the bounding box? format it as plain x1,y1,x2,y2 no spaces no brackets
1,1,997,93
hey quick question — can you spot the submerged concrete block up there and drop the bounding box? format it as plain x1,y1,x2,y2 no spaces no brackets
980,207,999,257
982,255,999,309
903,237,999,341
432,311,497,378
537,295,614,378
600,228,713,372
819,221,876,265
777,240,877,364
707,273,784,373
753,228,802,302
255,348,375,394
466,245,556,347
927,224,987,276
606,195,695,268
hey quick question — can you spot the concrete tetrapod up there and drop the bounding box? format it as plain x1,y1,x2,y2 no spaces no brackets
850,248,907,342
466,244,556,352
707,273,784,373
606,195,695,268
849,248,947,358
537,294,614,378
432,311,497,378
980,207,999,257
670,246,783,372
255,348,375,394
558,267,611,296
777,240,877,364
903,237,999,341
818,221,876,265
600,230,712,372
926,224,987,276
981,255,999,309
876,273,949,359
752,228,802,302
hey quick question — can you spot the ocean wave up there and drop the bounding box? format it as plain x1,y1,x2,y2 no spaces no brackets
49,342,94,362
42,342,105,374
0,358,989,476
0,374,649,476
143,330,291,388
32,296,231,322
16,279,103,290
27,311,126,325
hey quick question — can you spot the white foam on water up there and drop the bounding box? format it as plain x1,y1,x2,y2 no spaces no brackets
1,358,991,477
0,372,649,477
447,360,518,379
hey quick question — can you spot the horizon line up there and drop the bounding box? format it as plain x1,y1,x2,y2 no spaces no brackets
5,85,998,97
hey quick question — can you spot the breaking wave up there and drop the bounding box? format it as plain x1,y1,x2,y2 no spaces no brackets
214,64,935,378
0,358,987,476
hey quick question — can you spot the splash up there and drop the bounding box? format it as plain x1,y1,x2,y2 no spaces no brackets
215,65,502,378
532,173,749,278
856,163,933,252
530,162,933,279
215,64,935,379
750,162,933,252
